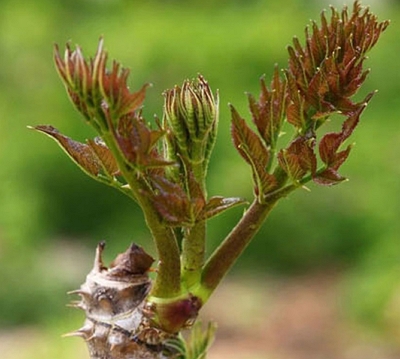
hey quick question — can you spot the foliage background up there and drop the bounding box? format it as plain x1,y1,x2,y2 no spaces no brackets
0,0,399,358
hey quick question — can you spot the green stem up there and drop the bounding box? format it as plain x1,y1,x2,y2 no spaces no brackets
197,184,296,301
181,220,206,288
145,210,182,297
181,155,207,288
101,131,182,297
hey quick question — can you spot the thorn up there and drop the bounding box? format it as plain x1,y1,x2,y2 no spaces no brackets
63,323,94,340
67,289,83,295
67,289,90,298
66,301,86,310
62,331,82,338
93,241,107,272
109,339,123,352
62,330,87,339
85,334,96,342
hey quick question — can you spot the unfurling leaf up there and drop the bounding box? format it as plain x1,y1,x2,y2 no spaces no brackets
285,72,308,131
31,125,111,179
231,105,270,165
314,101,369,186
186,321,217,359
148,171,208,226
149,175,193,225
87,137,119,176
54,39,150,127
318,131,352,169
100,63,150,120
231,105,277,196
313,167,347,186
285,1,389,133
198,196,247,221
277,136,317,182
167,321,217,359
116,113,173,169
186,170,207,219
248,67,288,147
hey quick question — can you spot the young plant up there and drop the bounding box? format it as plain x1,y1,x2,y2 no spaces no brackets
31,2,388,358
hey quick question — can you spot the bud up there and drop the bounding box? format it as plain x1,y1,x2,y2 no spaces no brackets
145,294,202,334
163,75,219,181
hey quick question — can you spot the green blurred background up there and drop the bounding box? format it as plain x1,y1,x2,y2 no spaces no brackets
0,0,399,358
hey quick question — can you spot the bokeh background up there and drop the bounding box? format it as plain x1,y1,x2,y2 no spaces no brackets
0,0,399,358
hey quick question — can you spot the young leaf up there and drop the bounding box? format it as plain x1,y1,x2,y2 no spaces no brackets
231,105,277,196
31,125,102,179
87,137,119,176
185,321,217,359
313,100,369,186
198,196,247,221
318,131,352,169
186,170,207,220
313,167,347,186
231,105,269,165
115,113,173,169
248,67,287,147
285,1,389,133
54,39,151,127
166,321,217,359
100,61,150,119
277,135,317,183
149,175,193,226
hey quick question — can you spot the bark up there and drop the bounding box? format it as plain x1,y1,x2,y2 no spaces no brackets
66,242,179,359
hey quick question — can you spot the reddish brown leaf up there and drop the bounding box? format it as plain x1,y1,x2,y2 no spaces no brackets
87,138,119,176
319,132,344,166
231,105,276,194
231,105,270,166
199,196,247,221
286,1,388,124
313,167,347,186
255,167,278,194
150,175,192,226
277,136,317,182
116,113,172,169
248,68,287,146
318,103,366,170
54,39,151,128
101,64,150,118
186,170,206,219
31,125,102,178
277,150,305,181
